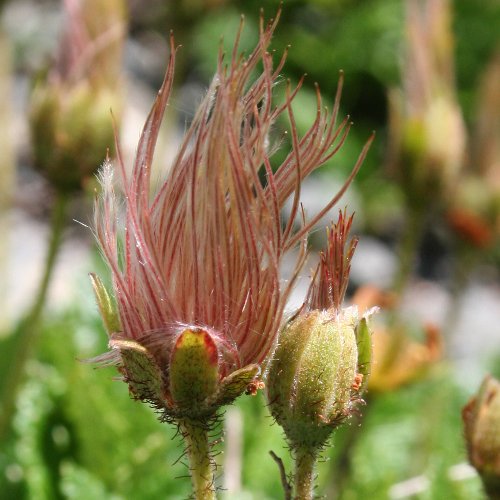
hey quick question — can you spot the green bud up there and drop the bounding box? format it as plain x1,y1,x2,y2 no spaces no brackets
169,328,220,413
462,375,500,497
30,82,120,192
267,306,372,450
103,326,262,424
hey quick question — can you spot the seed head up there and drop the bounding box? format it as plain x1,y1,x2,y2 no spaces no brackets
90,12,373,423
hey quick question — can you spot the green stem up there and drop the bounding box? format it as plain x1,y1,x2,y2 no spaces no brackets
180,419,216,500
293,447,317,500
442,243,479,341
392,207,425,297
0,191,68,441
28,192,69,320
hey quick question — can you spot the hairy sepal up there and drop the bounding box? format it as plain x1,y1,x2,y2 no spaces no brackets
90,273,121,336
267,309,364,450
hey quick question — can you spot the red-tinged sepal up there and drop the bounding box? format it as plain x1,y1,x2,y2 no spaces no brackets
208,364,261,409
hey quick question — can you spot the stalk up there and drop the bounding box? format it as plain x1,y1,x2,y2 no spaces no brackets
180,419,216,500
26,192,68,322
392,207,425,297
293,447,317,500
0,191,68,441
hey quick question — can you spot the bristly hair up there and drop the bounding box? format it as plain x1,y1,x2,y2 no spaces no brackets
304,210,358,312
94,9,373,371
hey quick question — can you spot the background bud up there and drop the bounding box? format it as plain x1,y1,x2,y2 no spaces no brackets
29,0,126,192
387,0,465,210
462,375,500,497
30,83,119,192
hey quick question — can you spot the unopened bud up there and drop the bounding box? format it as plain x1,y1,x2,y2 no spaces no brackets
462,375,500,497
96,323,260,424
267,306,372,450
30,83,119,192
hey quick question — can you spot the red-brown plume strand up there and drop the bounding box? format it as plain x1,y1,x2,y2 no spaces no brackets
304,210,358,313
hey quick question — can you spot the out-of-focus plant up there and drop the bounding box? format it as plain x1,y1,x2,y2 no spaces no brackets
0,0,126,443
462,375,500,498
352,286,442,394
369,323,441,393
88,10,373,498
447,49,500,252
438,48,500,337
387,0,466,293
267,212,375,500
30,0,126,193
0,27,15,332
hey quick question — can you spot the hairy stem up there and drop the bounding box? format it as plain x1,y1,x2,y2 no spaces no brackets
0,191,68,441
293,447,317,500
180,419,216,500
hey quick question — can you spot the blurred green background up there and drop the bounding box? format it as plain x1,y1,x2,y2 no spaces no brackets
0,0,499,498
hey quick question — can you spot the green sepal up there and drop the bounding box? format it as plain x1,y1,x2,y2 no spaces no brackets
90,273,121,336
209,364,260,408
169,329,219,412
110,337,165,406
292,313,357,446
355,317,373,393
266,313,316,421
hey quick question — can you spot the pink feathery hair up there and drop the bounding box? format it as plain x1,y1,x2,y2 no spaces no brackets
304,210,358,313
94,12,373,376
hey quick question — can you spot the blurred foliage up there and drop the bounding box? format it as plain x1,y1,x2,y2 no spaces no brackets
1,0,499,498
0,296,486,498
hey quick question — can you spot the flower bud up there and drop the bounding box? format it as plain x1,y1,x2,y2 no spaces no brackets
102,328,260,423
29,0,126,192
267,307,371,450
387,0,466,209
90,274,260,423
446,49,500,249
462,375,500,497
266,211,374,451
30,83,120,192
